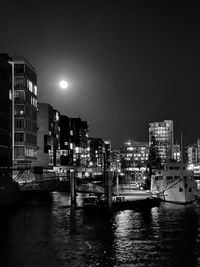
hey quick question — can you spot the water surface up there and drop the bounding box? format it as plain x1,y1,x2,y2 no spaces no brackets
0,193,199,266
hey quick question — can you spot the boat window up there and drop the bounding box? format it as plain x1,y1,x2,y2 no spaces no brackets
189,187,192,192
167,176,173,180
175,167,180,170
169,167,174,170
174,176,180,179
179,187,183,192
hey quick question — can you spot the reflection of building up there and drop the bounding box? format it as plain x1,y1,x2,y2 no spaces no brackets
34,103,60,168
13,57,37,166
149,120,174,163
0,54,12,182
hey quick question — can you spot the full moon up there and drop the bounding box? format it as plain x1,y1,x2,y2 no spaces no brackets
59,80,68,89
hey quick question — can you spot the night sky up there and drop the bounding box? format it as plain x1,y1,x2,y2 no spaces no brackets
1,1,200,148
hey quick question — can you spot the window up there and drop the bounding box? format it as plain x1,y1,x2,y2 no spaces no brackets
15,90,25,102
24,147,37,157
34,85,37,96
15,119,24,129
28,80,33,92
14,105,24,116
14,133,24,142
26,133,37,145
25,92,31,104
15,77,25,87
14,146,24,157
14,64,24,74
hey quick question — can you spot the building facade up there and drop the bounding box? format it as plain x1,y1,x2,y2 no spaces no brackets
186,139,200,166
110,149,121,173
104,140,111,171
87,137,105,168
172,144,181,162
70,118,89,166
0,54,12,182
34,103,60,168
13,57,37,167
59,115,73,166
149,120,174,163
120,140,149,172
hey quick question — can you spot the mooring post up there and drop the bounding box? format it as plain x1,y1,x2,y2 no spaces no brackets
107,171,113,211
70,170,76,205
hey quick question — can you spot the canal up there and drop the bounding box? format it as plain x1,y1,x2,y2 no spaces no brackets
0,192,200,267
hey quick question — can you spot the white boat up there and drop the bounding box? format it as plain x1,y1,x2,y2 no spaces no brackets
151,162,197,204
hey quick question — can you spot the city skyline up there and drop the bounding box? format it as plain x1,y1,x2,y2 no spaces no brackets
1,2,200,147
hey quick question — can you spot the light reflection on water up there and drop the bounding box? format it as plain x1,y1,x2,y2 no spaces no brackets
0,192,199,267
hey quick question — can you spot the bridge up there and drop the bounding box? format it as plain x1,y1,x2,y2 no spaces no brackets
19,176,105,195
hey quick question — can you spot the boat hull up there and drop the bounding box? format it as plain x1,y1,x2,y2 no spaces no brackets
153,177,196,204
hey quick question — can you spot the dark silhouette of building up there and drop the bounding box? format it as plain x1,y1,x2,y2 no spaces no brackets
0,54,12,181
70,117,89,166
87,137,105,168
34,103,60,168
59,115,73,166
0,53,20,206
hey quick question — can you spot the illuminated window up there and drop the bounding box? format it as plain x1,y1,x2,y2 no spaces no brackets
9,90,12,100
28,81,33,92
34,85,37,96
55,112,59,121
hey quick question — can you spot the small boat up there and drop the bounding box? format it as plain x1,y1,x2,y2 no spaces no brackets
151,162,197,204
82,194,99,208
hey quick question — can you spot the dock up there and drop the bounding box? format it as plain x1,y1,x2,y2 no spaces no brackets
81,190,161,211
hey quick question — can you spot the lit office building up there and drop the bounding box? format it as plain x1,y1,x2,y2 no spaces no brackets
110,149,121,173
59,115,74,166
172,144,181,162
87,138,105,168
149,120,174,163
120,140,149,171
70,118,89,166
186,140,200,166
13,57,37,167
104,140,111,171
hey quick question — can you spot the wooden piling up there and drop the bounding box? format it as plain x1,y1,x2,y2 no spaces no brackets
107,171,113,211
70,170,76,205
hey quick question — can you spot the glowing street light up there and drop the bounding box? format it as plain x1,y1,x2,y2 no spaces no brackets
59,80,68,89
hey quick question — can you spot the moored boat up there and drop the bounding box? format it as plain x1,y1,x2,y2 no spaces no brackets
82,194,99,208
151,162,197,204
